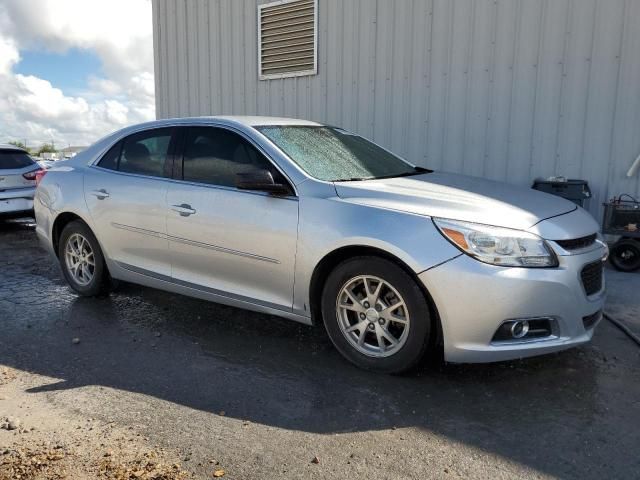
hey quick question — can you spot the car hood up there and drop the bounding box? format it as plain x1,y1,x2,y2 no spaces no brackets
333,172,578,231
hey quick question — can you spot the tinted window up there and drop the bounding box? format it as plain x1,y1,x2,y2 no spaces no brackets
97,142,121,171
0,150,35,170
257,126,423,182
119,129,172,177
182,127,285,188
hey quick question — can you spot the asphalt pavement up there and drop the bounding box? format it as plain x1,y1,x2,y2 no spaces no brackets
1,218,639,479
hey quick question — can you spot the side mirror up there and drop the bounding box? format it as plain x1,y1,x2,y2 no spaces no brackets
236,169,290,195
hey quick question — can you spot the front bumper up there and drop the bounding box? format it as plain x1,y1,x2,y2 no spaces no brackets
420,243,607,363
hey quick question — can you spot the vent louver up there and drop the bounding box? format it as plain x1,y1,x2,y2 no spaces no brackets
258,0,317,79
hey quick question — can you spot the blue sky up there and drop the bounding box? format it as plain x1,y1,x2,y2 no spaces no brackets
13,48,102,95
0,0,154,146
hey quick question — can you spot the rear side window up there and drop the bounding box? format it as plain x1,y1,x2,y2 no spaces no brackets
97,142,121,171
0,150,35,169
96,128,173,178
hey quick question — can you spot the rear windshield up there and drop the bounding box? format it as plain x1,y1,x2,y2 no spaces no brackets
0,150,35,169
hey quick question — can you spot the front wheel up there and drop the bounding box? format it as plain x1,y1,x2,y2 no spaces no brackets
609,238,640,272
58,220,111,296
321,256,433,374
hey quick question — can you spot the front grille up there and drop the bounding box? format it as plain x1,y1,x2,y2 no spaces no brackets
583,310,602,330
581,261,603,296
556,233,597,251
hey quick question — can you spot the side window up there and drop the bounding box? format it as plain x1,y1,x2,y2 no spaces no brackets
97,142,121,171
119,129,173,177
182,127,287,189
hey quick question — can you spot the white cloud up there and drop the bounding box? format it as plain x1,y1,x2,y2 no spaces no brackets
0,0,155,147
87,76,123,98
0,36,19,75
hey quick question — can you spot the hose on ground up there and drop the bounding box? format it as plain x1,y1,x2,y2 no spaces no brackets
604,313,640,347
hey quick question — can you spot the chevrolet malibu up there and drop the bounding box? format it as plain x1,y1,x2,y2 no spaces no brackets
35,117,607,373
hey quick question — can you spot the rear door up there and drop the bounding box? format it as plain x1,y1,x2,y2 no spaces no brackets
166,126,299,311
84,128,177,277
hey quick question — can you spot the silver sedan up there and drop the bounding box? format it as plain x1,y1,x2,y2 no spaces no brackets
35,117,608,373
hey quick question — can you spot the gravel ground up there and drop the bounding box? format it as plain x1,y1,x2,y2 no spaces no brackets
1,218,639,479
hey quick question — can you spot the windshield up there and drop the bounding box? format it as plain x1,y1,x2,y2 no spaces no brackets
0,150,35,170
256,126,428,182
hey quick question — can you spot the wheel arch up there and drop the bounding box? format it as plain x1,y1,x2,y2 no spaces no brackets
308,245,443,347
51,211,99,259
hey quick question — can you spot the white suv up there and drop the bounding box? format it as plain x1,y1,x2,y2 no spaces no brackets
0,144,42,219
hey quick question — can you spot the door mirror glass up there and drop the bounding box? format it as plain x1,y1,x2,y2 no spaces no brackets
236,169,290,194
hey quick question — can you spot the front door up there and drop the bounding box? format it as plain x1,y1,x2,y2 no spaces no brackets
84,127,177,277
166,126,299,311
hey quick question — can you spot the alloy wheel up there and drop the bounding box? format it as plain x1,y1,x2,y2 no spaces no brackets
336,275,410,357
64,233,95,286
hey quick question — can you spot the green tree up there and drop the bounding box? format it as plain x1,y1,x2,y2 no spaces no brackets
37,143,57,155
8,140,28,152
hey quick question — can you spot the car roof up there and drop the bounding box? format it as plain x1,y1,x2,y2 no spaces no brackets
0,143,27,152
127,116,324,130
214,116,324,127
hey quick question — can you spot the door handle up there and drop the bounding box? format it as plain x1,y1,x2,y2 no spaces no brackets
171,203,196,217
90,189,110,200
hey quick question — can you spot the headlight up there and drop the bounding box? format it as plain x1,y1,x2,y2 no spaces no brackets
433,218,558,268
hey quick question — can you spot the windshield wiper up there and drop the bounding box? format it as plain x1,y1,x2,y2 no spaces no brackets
370,166,432,180
334,167,432,182
334,176,376,182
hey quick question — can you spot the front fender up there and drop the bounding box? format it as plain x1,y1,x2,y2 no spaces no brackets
293,196,461,316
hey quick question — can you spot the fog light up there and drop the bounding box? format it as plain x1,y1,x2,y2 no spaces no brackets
510,320,530,339
491,318,555,343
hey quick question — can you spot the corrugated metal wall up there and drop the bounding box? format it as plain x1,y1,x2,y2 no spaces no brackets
153,0,640,217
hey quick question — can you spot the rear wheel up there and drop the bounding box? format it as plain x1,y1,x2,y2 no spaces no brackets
321,256,432,373
58,220,111,296
609,238,640,272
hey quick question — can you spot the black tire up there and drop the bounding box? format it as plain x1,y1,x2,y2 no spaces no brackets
58,220,111,296
321,256,433,374
609,239,640,272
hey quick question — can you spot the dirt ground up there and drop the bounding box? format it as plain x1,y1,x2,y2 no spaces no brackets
1,218,639,479
1,374,193,479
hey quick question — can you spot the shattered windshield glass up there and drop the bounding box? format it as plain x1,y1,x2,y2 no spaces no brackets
257,126,428,182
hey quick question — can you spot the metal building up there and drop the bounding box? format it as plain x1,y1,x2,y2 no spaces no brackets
152,0,640,217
